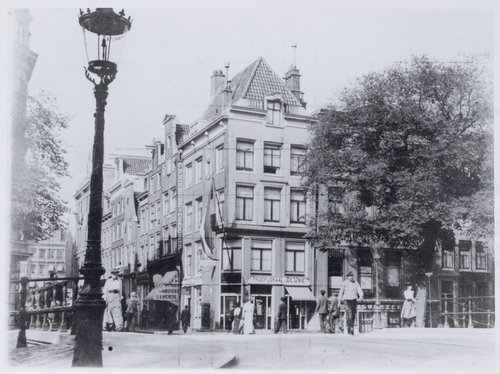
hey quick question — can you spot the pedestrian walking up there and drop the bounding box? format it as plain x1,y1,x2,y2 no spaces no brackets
102,268,124,331
400,284,417,327
139,306,149,330
274,297,288,334
327,291,340,333
339,271,363,335
166,305,176,334
181,305,191,333
232,303,242,334
315,290,329,333
242,298,255,335
124,291,139,332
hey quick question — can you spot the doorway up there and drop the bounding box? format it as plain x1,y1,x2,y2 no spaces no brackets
253,295,272,330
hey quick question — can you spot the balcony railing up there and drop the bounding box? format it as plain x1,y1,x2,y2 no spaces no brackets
9,276,83,348
428,295,495,328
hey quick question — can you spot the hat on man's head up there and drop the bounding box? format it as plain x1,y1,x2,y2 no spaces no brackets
111,267,120,274
346,271,354,277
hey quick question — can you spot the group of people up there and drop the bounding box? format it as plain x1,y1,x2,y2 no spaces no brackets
231,298,258,334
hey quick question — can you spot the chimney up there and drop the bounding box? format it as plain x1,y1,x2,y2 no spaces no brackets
211,69,225,97
284,64,303,103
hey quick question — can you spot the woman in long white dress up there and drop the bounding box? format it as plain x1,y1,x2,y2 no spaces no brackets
242,298,255,335
401,284,417,327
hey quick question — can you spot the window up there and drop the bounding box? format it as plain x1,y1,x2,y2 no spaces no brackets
38,249,46,259
264,143,281,174
156,233,161,258
267,100,282,125
48,249,54,259
149,237,155,260
264,187,281,222
127,221,132,241
185,163,193,187
140,208,146,234
195,197,203,230
30,263,36,275
290,189,306,224
222,240,241,272
206,159,212,177
156,201,161,226
166,159,172,175
251,240,272,273
285,242,305,273
358,250,373,296
195,157,203,182
56,249,63,260
185,202,193,233
195,241,204,275
39,263,46,275
442,242,454,269
385,252,401,298
163,192,169,214
170,188,177,212
476,241,487,270
149,177,154,194
328,185,345,213
236,185,254,221
290,146,306,175
216,145,224,172
328,255,344,292
217,189,224,218
459,240,471,270
236,140,254,171
150,204,156,226
156,173,161,191
185,244,192,276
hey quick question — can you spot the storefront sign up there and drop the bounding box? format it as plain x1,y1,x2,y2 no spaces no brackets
154,285,179,304
248,275,311,286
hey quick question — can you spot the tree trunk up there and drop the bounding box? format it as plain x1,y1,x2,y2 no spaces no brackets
415,286,427,327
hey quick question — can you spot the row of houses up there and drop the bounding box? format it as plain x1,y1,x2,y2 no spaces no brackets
73,57,494,332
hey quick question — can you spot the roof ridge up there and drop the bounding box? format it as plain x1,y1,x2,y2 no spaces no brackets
240,57,263,99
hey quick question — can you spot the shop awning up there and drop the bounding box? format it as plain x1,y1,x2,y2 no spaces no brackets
161,270,178,285
285,286,316,301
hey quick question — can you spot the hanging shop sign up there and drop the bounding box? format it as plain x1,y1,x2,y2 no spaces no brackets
248,275,311,286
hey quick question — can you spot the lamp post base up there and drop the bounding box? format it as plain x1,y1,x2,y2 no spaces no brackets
71,297,106,367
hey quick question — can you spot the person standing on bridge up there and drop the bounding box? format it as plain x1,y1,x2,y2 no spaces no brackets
339,271,363,335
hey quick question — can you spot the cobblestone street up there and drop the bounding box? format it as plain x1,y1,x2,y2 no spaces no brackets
8,328,495,372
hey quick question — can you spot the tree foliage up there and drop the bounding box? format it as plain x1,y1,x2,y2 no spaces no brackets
11,91,70,242
304,56,493,279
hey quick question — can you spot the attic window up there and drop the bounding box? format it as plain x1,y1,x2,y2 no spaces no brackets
266,100,282,126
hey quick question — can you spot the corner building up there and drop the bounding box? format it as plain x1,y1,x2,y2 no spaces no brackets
176,58,316,331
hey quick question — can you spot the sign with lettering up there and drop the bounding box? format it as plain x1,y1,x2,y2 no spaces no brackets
154,284,179,305
248,275,311,286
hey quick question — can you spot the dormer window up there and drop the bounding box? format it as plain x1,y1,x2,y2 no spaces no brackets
266,99,282,126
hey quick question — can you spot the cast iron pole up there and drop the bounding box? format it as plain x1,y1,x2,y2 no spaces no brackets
72,80,111,367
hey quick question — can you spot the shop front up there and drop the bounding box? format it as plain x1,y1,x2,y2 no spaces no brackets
248,275,315,331
144,270,180,330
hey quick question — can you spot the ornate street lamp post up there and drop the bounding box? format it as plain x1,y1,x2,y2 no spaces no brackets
72,8,131,367
425,272,433,328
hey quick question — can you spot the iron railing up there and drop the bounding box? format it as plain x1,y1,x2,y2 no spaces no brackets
9,276,83,348
428,295,495,328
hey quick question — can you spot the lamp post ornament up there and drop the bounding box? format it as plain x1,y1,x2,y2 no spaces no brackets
72,8,131,367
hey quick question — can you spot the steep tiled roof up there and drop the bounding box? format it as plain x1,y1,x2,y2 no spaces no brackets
201,57,303,122
122,156,151,175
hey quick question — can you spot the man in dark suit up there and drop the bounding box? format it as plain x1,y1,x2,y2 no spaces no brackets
274,297,288,334
315,290,328,333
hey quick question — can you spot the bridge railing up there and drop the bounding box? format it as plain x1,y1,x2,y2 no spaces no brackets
9,276,83,348
428,295,495,328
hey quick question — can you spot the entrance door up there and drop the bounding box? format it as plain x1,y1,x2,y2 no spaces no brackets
220,294,240,331
441,281,455,327
253,295,271,330
287,298,306,330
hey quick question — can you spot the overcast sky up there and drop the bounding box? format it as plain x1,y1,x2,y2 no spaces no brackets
9,1,494,218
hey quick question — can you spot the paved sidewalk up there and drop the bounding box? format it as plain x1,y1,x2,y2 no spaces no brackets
9,331,236,368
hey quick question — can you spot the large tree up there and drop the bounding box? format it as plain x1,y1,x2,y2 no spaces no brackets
11,91,70,242
304,55,493,282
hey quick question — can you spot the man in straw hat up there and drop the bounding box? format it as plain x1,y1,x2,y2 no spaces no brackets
103,267,124,331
